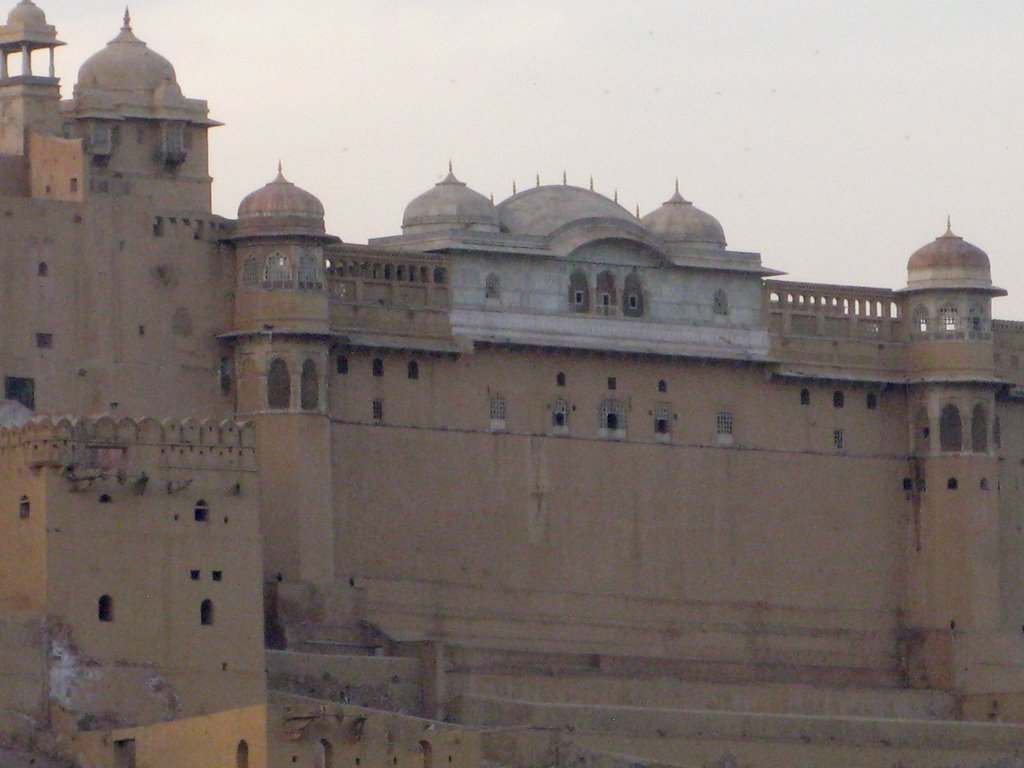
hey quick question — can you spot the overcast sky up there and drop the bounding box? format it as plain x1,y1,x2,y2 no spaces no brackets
29,0,1024,317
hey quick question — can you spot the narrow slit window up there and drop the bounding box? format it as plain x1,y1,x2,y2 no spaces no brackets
200,599,214,626
98,594,113,622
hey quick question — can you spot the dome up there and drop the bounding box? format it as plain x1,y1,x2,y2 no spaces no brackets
7,0,47,30
402,169,499,235
908,223,990,272
641,185,726,247
77,12,178,94
906,221,998,292
236,166,326,237
497,185,635,237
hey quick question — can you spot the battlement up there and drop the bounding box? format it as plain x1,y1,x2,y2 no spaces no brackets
0,415,257,474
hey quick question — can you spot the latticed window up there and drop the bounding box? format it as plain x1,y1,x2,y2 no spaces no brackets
716,410,733,436
833,429,844,450
914,306,929,334
242,256,259,287
489,394,507,421
713,289,729,316
297,251,322,289
264,253,292,285
599,398,626,431
569,269,589,313
654,406,671,435
596,271,617,316
372,399,383,422
552,398,568,428
939,305,959,332
968,305,985,334
485,273,500,300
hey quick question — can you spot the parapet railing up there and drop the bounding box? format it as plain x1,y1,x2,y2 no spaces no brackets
765,280,905,342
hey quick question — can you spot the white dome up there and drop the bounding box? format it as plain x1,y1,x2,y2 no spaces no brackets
6,0,47,30
641,187,726,248
497,185,634,237
402,170,499,235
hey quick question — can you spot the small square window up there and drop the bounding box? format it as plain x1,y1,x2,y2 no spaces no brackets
212,570,223,582
35,333,53,349
190,570,200,581
607,377,617,390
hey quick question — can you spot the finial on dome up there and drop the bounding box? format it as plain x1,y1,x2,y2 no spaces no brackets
275,161,286,182
613,189,618,204
562,170,567,185
490,191,494,204
448,159,453,174
675,177,680,195
535,173,540,189
512,180,517,194
122,6,132,31
635,204,640,219
945,214,953,236
589,176,594,191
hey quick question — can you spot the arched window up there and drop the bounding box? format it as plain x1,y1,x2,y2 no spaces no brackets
552,398,568,429
939,305,959,333
623,273,644,317
867,392,878,410
556,372,566,387
264,252,292,284
713,289,729,316
971,404,988,453
968,305,985,335
18,495,29,519
485,274,500,300
242,256,258,287
568,269,589,313
301,360,319,411
267,358,290,409
237,741,249,768
658,380,667,393
316,738,334,768
37,261,48,277
914,306,929,334
800,388,810,406
433,267,447,285
419,741,433,768
372,358,384,377
297,251,321,288
914,407,930,454
596,271,617,315
98,595,113,622
407,361,419,380
599,398,626,432
939,404,962,452
833,391,845,408
200,599,214,626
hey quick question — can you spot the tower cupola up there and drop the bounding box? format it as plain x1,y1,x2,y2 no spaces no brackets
906,221,1001,293
641,181,726,249
0,0,63,82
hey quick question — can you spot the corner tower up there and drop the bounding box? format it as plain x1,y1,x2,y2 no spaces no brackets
900,223,1017,711
224,168,339,586
0,0,63,155
61,10,220,211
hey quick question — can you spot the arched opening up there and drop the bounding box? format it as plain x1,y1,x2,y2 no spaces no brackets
264,252,292,284
200,599,214,626
971,404,988,453
315,738,334,768
623,273,644,317
832,391,844,408
713,289,729,316
237,740,249,768
419,740,433,768
866,392,878,410
568,269,589,313
98,595,113,622
914,305,929,334
301,360,319,411
433,267,447,284
18,495,29,519
658,379,667,393
556,372,566,387
800,388,810,406
37,261,48,277
407,361,419,380
267,359,290,409
596,271,617,315
939,404,962,452
485,273,500,300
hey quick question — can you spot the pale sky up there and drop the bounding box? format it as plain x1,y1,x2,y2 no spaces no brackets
29,1,1024,317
